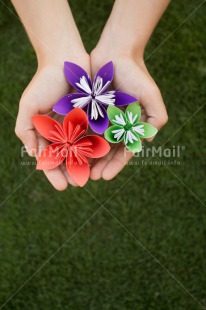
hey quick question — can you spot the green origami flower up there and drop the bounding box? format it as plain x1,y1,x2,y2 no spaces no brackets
104,102,158,153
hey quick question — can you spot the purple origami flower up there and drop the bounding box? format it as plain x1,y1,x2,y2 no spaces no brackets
53,61,137,134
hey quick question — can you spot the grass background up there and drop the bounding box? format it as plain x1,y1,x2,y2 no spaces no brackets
0,0,206,309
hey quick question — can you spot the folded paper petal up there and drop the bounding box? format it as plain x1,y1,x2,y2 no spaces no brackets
107,105,127,126
64,62,92,94
104,125,125,143
124,132,142,153
53,94,78,115
66,154,90,187
133,122,158,138
32,115,64,142
126,102,141,124
77,136,111,158
87,103,109,134
63,108,88,137
114,91,137,106
37,143,65,170
93,61,114,94
53,93,91,115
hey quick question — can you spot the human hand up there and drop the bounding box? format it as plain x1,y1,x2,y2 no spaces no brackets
90,50,168,181
15,54,90,190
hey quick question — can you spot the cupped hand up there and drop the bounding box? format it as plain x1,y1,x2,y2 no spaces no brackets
15,55,90,190
90,51,168,181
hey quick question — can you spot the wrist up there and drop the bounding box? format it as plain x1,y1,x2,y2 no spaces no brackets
96,22,145,61
94,36,145,65
36,39,87,68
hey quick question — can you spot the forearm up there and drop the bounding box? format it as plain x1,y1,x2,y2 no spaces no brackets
11,0,86,65
97,0,170,58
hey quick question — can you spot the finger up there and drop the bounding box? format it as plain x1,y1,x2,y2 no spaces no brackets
140,86,168,142
15,97,38,156
90,145,118,180
60,163,79,187
37,136,68,191
43,168,68,191
102,145,133,180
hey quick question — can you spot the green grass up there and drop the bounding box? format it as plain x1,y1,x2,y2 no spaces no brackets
0,0,206,309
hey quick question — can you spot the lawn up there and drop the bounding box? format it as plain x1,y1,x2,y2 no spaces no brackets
0,0,206,309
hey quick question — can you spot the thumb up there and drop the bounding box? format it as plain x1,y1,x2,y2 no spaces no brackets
140,85,168,142
15,95,38,156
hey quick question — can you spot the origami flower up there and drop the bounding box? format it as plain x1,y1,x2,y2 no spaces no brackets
53,61,137,134
32,108,110,187
104,102,158,153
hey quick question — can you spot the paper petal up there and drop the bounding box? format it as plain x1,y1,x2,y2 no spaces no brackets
53,94,87,115
104,125,124,143
32,115,64,142
126,102,141,124
93,61,114,94
124,133,142,153
63,108,88,138
77,135,111,158
87,104,109,134
107,105,127,126
66,155,90,187
64,62,92,94
37,143,65,170
114,91,137,106
133,122,158,138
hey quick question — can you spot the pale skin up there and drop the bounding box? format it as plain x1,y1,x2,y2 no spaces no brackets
12,0,169,190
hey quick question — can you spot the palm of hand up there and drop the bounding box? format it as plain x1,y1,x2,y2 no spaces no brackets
90,56,168,181
16,64,86,189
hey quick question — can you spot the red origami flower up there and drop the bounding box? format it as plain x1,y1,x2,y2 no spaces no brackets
32,108,110,186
